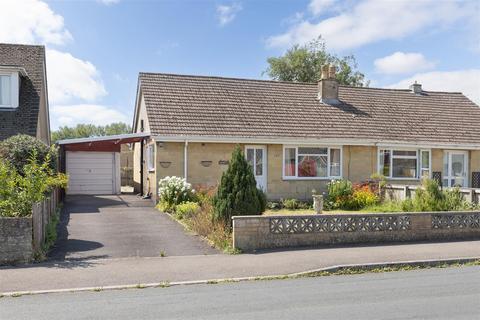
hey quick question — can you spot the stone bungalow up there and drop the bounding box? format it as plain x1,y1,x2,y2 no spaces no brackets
132,66,480,202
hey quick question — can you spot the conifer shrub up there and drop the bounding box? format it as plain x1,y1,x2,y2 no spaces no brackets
213,145,266,225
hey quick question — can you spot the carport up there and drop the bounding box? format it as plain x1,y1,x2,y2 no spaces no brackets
57,133,149,195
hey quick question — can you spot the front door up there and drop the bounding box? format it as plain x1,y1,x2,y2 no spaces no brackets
245,146,267,191
443,151,468,187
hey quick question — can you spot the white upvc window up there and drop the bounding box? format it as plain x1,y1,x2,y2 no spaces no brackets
283,146,342,180
378,148,431,179
0,72,19,108
146,144,155,172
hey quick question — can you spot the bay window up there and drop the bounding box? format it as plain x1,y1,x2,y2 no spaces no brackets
379,148,430,179
283,146,342,179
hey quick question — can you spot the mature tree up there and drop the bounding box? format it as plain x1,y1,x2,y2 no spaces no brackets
51,122,132,143
213,146,266,226
265,37,368,86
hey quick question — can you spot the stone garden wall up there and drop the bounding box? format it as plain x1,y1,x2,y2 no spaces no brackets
0,189,60,265
232,211,480,252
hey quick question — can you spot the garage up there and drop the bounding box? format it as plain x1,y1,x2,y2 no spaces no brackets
58,133,150,195
66,151,120,195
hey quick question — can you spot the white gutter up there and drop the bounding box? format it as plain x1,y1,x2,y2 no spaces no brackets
152,135,480,150
184,140,188,182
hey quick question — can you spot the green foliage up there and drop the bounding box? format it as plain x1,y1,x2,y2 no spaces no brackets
349,186,379,210
213,145,266,224
362,201,404,213
40,207,61,257
326,179,378,210
51,122,132,143
175,201,200,220
157,176,195,213
0,151,68,217
282,198,300,210
265,37,368,86
0,134,57,173
326,179,353,209
402,179,470,212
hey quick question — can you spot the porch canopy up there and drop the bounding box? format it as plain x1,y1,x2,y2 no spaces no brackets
57,132,150,152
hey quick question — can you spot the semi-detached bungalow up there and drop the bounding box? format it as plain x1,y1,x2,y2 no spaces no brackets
132,66,480,202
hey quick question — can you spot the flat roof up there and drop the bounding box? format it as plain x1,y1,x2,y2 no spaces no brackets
57,132,150,145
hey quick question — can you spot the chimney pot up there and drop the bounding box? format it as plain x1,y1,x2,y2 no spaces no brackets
318,64,339,104
321,65,329,80
410,81,422,94
328,64,336,79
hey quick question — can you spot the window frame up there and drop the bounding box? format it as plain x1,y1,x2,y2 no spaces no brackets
378,148,431,180
0,71,19,109
282,145,343,180
146,144,155,172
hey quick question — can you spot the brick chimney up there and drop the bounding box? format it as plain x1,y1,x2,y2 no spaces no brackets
318,64,339,104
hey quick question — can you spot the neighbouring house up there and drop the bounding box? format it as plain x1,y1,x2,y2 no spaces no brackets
132,66,480,202
0,43,50,144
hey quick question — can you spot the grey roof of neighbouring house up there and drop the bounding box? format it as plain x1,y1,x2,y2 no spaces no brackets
137,72,480,145
0,43,46,140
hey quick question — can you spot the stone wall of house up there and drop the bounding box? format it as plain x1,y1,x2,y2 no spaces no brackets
146,142,480,201
232,211,480,252
0,217,33,264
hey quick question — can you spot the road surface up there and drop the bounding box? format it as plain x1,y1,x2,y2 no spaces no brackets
1,266,479,320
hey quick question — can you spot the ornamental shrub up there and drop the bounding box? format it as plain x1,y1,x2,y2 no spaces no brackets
0,134,57,174
213,145,266,225
0,151,68,217
326,179,354,209
175,201,200,220
158,176,195,213
349,185,379,210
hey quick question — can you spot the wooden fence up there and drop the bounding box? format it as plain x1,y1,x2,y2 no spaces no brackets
32,188,61,253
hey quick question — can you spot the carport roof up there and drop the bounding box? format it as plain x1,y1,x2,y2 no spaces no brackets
57,133,150,152
57,132,150,145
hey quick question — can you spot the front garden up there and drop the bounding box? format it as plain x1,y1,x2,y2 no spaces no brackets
0,135,68,262
156,145,479,253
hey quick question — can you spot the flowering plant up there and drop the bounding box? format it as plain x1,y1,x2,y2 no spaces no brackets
158,176,195,212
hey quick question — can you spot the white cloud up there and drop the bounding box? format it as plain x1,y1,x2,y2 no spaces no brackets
0,0,72,45
267,0,476,51
97,0,120,5
50,104,129,129
216,3,242,26
46,49,107,104
374,52,435,75
387,69,480,105
308,0,336,16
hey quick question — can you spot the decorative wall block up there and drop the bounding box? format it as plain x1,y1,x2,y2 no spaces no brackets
218,160,229,165
269,215,412,234
432,213,480,229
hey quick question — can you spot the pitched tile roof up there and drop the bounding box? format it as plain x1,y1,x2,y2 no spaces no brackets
138,72,480,145
0,43,46,140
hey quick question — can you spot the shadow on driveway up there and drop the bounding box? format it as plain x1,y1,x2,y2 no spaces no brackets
48,195,219,263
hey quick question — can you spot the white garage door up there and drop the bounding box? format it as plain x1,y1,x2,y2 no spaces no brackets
66,151,120,195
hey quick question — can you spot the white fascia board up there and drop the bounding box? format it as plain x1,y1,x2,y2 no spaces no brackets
0,66,28,77
57,132,151,145
152,135,480,150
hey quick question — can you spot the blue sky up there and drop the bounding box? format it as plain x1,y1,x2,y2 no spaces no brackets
0,0,479,130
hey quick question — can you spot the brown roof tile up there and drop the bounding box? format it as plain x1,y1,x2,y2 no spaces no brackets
138,72,480,145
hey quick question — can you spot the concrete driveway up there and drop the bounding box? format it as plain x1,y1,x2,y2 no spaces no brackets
49,195,218,261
